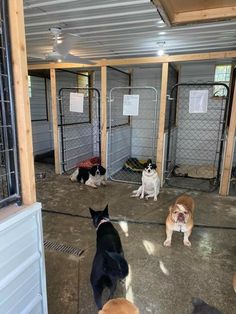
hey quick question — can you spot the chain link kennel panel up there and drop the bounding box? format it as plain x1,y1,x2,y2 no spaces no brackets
108,86,158,184
58,88,100,172
0,0,20,207
165,83,229,192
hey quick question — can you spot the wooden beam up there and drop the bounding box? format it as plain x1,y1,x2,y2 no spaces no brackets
219,81,236,196
173,6,236,25
151,0,171,26
28,62,99,70
8,0,36,205
101,66,107,168
28,50,236,70
50,69,61,174
156,62,169,185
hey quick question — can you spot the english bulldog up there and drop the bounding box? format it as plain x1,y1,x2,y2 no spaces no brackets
98,298,139,314
164,195,194,247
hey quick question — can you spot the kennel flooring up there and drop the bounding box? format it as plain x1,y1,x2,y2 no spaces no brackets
36,163,236,314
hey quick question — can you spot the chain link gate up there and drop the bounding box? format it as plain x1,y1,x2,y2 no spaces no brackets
108,86,158,184
58,87,100,172
165,82,229,192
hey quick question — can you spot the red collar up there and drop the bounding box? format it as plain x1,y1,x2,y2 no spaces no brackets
96,218,110,231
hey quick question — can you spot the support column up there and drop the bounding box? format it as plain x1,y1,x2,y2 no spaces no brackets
219,81,236,196
101,66,107,168
156,62,169,186
8,0,36,204
50,68,60,174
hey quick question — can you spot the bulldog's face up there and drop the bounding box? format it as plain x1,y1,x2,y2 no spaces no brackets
170,204,191,224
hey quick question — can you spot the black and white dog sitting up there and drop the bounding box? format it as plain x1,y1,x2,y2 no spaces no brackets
89,205,129,310
131,161,160,201
70,165,106,188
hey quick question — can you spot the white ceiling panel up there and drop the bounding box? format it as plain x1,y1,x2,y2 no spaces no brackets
23,0,236,63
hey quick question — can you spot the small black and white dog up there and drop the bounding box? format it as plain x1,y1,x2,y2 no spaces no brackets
131,160,160,201
70,165,106,188
89,205,129,310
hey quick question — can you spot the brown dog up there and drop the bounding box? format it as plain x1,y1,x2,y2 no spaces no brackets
98,298,139,314
164,195,194,247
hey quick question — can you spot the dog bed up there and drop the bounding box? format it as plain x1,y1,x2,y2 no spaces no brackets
77,156,101,169
173,164,217,179
123,158,149,172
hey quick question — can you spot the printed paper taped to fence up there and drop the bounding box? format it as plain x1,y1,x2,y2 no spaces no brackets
189,90,208,113
70,92,84,113
123,94,139,116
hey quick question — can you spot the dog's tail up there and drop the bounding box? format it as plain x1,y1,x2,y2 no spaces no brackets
104,251,129,279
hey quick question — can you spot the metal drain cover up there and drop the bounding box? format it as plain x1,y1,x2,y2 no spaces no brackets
44,240,84,256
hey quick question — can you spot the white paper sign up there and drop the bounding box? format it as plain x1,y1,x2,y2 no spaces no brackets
189,90,208,113
69,92,84,113
123,94,139,116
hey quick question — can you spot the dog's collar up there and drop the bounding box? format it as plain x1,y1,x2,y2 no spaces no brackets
96,218,110,231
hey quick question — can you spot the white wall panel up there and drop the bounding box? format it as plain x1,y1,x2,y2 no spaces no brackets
0,203,47,314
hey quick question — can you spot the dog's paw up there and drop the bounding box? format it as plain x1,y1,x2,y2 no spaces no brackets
101,181,106,186
154,197,157,201
163,240,171,247
184,240,191,247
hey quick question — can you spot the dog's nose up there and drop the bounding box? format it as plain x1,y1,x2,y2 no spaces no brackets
148,169,150,172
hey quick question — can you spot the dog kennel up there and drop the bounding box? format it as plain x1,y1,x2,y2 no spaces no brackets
108,86,159,184
58,87,101,172
165,82,229,192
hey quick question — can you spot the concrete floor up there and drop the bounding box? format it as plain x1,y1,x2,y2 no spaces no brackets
36,163,236,314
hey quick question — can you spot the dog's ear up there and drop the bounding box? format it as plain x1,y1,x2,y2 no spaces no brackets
151,163,157,169
89,207,96,217
103,204,109,217
99,166,106,175
143,162,147,169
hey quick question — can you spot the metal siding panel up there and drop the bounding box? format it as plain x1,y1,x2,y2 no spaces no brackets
0,204,48,314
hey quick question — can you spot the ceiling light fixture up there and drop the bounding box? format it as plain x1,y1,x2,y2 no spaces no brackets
157,42,166,56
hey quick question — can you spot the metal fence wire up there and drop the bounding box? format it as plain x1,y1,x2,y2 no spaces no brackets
58,87,100,172
0,0,20,207
108,86,158,184
165,82,229,192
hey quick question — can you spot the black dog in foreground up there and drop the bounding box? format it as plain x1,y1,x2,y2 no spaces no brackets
89,205,129,310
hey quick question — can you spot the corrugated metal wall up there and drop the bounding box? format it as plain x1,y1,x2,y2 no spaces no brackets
0,203,47,313
30,76,53,156
131,67,161,161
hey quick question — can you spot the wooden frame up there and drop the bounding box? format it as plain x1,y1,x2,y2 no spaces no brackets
28,51,236,70
101,66,107,168
156,62,169,185
8,0,36,205
219,81,236,196
50,68,61,174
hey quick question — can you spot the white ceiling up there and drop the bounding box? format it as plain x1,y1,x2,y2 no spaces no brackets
24,0,236,63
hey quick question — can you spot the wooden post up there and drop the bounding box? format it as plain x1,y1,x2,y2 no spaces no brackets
219,81,236,196
101,66,107,168
156,62,169,185
50,68,60,174
8,0,36,204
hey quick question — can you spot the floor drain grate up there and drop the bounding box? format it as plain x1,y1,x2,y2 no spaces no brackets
44,240,84,256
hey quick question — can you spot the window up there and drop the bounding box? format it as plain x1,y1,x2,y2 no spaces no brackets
214,65,232,97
